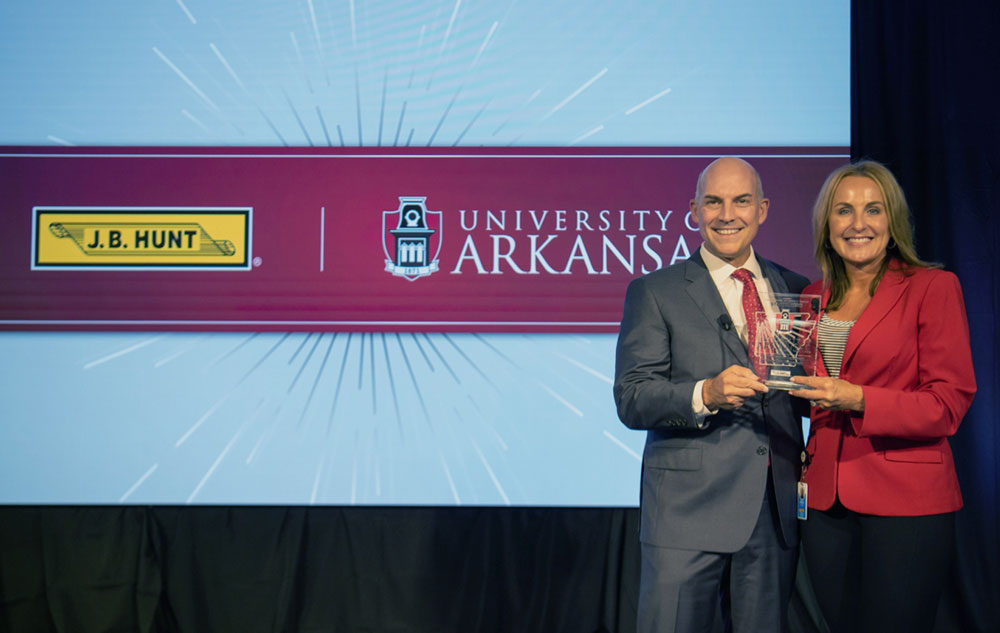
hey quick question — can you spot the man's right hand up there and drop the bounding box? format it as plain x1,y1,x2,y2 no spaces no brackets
702,365,768,410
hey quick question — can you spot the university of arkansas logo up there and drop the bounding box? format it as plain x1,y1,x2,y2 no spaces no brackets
382,196,442,281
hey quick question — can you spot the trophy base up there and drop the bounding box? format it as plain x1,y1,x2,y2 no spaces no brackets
765,379,801,391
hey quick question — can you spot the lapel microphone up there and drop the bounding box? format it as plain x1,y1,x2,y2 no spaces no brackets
718,314,733,331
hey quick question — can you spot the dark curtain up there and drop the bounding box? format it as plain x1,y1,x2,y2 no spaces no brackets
850,2,1000,633
0,506,640,633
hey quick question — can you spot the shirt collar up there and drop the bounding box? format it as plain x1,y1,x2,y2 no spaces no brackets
699,244,764,285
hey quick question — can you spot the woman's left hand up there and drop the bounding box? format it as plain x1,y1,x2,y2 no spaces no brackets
788,376,865,412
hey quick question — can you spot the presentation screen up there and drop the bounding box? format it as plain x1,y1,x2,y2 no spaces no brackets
0,1,849,505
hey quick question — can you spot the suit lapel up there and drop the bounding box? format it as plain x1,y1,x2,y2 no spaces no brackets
841,266,907,371
757,256,792,402
757,255,790,294
684,252,748,365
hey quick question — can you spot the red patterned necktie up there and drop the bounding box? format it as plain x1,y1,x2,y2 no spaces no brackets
731,268,765,378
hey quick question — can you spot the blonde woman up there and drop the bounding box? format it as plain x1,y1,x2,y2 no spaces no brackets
789,160,976,633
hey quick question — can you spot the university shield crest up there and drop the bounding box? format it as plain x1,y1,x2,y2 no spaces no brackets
382,197,442,281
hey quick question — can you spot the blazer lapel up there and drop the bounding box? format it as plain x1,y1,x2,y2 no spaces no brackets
812,285,833,377
841,266,907,371
684,252,749,365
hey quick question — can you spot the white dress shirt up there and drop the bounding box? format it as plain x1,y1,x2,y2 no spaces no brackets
691,245,776,421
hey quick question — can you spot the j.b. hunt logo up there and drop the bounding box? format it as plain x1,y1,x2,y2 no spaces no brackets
32,207,251,269
382,195,697,280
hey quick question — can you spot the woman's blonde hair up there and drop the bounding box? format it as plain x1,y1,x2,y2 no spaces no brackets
812,160,938,309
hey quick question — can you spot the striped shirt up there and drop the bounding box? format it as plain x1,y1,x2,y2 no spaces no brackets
818,314,855,378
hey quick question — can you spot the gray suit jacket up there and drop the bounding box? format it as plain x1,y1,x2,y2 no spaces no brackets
614,251,809,553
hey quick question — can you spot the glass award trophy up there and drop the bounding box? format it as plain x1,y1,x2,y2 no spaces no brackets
752,293,821,390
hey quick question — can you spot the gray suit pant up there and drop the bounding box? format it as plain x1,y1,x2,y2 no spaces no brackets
637,478,797,633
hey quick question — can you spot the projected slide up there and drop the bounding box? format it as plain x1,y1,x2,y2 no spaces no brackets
0,1,849,505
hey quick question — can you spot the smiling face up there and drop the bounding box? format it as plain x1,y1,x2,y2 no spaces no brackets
691,157,769,267
827,175,890,273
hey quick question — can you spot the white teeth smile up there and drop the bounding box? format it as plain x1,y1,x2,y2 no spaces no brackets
714,228,741,235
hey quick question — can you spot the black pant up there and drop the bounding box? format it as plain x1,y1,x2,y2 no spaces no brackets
801,500,955,633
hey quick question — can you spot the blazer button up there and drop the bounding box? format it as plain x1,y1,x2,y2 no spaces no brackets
756,446,768,456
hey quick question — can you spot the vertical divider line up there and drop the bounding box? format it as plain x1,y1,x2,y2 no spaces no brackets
320,206,326,271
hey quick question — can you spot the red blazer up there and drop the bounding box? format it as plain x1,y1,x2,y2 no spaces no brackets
804,262,976,516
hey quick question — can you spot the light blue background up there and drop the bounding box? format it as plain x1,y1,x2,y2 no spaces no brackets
0,0,848,505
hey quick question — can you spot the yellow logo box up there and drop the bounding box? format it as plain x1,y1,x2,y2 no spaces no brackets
33,208,251,269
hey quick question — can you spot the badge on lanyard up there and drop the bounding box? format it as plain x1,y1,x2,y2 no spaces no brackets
796,482,808,520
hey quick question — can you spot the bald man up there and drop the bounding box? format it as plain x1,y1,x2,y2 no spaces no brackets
614,157,809,632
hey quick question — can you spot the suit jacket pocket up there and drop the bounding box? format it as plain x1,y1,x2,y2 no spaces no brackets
883,448,943,463
645,447,703,471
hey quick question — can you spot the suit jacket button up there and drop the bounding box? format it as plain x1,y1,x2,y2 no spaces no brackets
757,446,768,456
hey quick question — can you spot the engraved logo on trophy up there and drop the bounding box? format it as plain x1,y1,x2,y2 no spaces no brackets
752,293,821,390
382,196,442,281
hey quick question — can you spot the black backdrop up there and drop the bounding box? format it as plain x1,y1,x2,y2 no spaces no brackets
0,506,640,632
850,2,999,632
2,2,998,632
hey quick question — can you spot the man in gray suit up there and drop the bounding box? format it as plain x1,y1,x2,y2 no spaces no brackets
614,157,809,633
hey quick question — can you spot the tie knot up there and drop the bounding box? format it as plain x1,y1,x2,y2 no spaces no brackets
731,268,754,284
